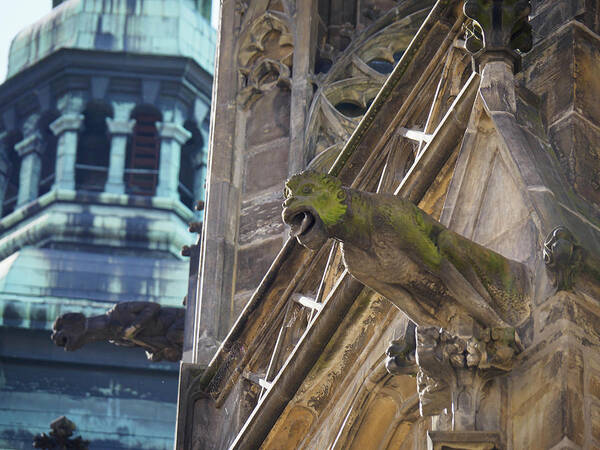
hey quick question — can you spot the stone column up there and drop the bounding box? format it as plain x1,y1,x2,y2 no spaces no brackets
155,122,191,199
288,0,318,174
105,118,135,194
193,129,209,212
0,132,11,217
50,114,84,191
14,132,44,207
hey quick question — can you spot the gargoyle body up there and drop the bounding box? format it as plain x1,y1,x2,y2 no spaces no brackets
282,171,531,330
52,302,184,362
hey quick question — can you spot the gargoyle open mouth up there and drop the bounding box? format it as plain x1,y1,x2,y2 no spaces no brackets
52,331,69,348
282,206,328,250
288,211,315,238
51,330,80,351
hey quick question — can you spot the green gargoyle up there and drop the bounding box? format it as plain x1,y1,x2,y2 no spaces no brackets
282,170,531,329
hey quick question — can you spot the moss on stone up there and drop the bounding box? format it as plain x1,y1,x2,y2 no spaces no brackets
438,231,528,322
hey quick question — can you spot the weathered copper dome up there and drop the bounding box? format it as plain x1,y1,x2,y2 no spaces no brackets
7,0,215,79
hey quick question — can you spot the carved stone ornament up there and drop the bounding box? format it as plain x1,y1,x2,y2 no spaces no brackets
385,322,522,420
543,226,600,291
51,302,184,362
282,170,531,331
283,171,528,426
385,321,417,376
463,0,533,71
237,11,293,110
33,416,89,450
543,226,580,290
416,325,521,417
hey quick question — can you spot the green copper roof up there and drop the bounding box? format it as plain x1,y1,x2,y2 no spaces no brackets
7,0,216,78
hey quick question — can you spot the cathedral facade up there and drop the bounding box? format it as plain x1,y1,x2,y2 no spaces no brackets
178,0,600,448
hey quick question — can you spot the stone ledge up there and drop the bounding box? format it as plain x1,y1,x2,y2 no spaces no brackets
427,431,502,450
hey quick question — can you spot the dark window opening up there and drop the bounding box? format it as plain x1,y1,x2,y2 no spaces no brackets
76,102,112,192
126,106,161,196
39,141,57,196
334,101,367,117
334,98,374,118
315,57,333,74
393,51,406,63
39,112,59,196
367,58,394,74
178,121,202,210
2,136,21,218
178,152,196,209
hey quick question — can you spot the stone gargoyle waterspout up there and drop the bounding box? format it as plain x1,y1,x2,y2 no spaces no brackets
51,301,184,362
281,170,531,331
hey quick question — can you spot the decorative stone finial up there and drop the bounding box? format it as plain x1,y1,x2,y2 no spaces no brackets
33,416,89,450
464,0,533,72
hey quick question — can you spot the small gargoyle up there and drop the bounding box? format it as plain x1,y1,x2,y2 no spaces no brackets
543,226,600,292
51,301,184,362
282,170,531,330
33,416,89,450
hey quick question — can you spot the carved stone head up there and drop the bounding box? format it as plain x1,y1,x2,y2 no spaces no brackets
51,313,87,351
282,170,347,250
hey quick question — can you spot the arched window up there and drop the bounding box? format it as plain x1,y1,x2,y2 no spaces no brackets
75,102,113,192
38,111,59,196
179,121,203,210
125,106,162,196
1,132,21,217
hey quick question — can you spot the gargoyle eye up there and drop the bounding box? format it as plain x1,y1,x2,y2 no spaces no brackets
302,185,313,194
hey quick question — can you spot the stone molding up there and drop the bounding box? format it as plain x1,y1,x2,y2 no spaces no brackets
49,113,84,136
14,132,44,157
105,118,136,136
0,188,194,260
427,430,502,450
157,122,192,145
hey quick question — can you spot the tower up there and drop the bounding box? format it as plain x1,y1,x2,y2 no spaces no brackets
0,1,215,448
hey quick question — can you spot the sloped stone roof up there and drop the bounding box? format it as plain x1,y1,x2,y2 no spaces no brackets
7,0,216,79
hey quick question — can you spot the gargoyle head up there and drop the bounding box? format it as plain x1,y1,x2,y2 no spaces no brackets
282,170,347,250
51,313,87,351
